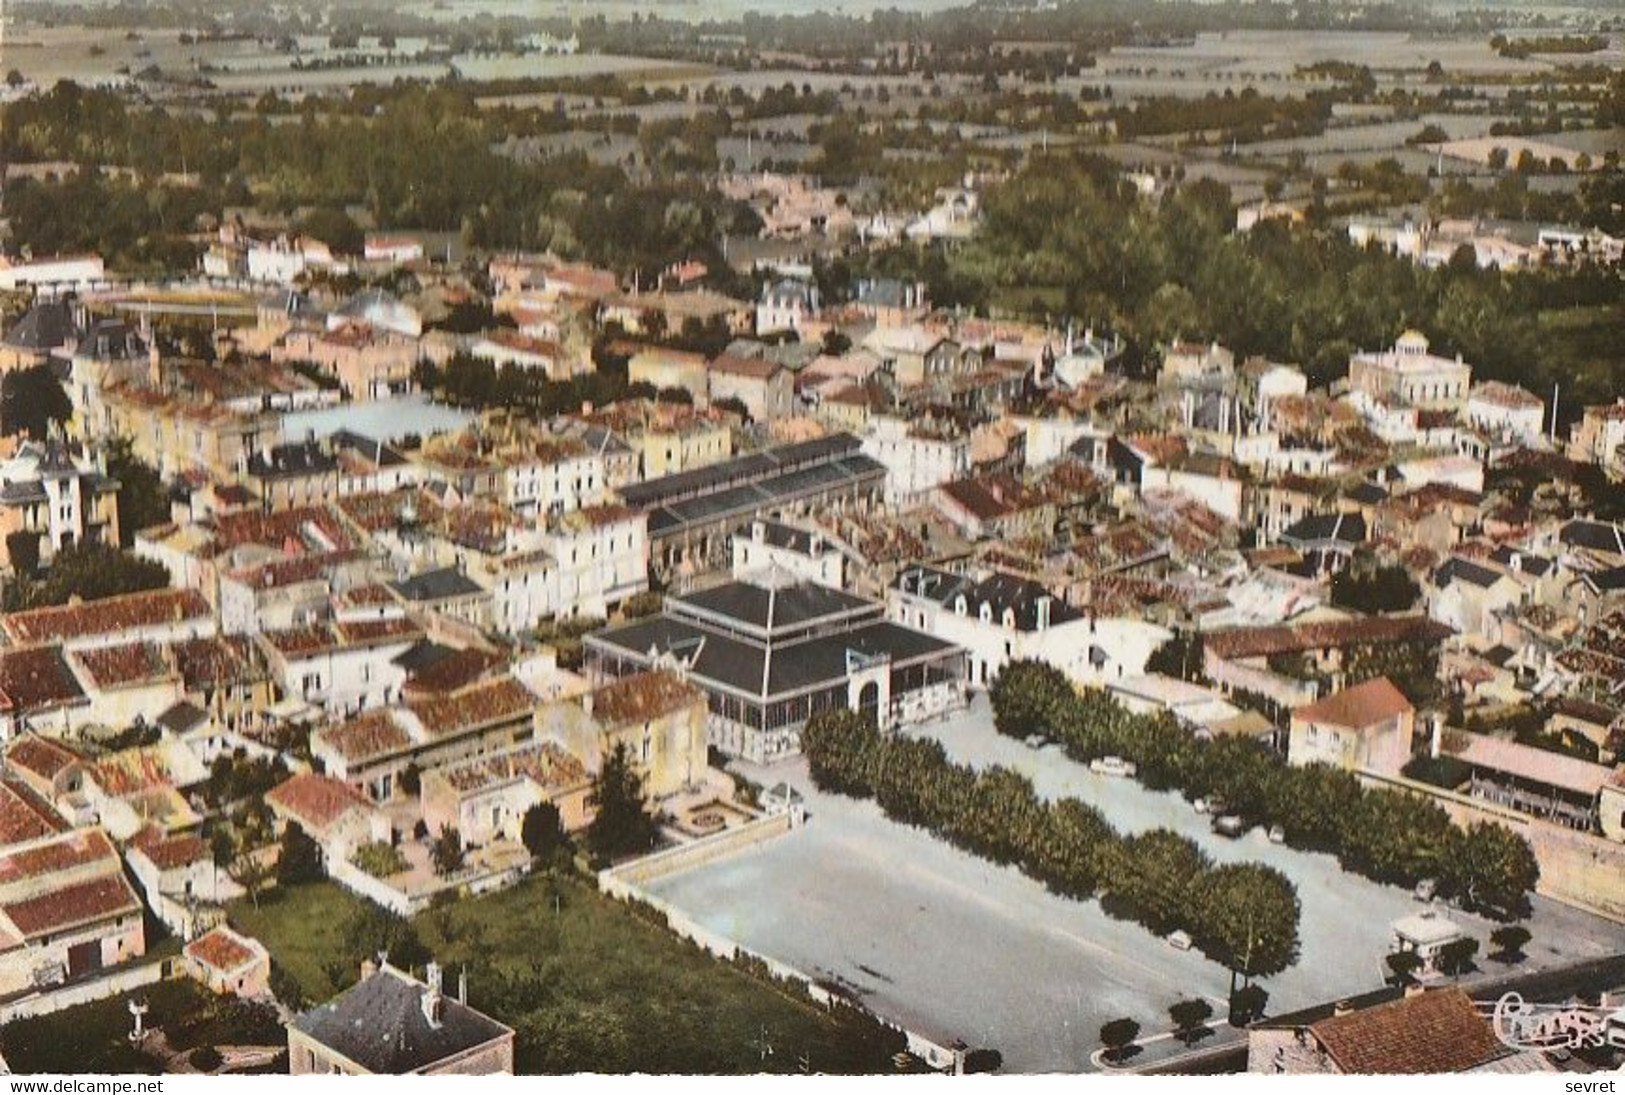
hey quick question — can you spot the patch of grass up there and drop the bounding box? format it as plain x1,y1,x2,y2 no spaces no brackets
235,877,904,1074
228,880,375,1004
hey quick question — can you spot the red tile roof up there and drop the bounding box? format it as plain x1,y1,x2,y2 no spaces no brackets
318,710,412,765
2,589,209,646
208,505,353,556
1206,616,1453,661
130,825,208,871
404,648,505,696
4,735,82,783
266,773,374,833
1293,677,1412,729
0,780,66,846
71,642,172,689
0,646,86,712
169,635,264,691
591,670,703,726
407,677,536,738
185,926,262,973
3,873,140,940
0,829,117,885
1309,989,1507,1074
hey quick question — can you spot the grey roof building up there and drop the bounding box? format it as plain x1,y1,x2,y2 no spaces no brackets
585,576,966,763
289,961,513,1075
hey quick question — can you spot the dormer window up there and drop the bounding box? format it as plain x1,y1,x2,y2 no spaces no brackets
955,595,968,616
979,602,992,623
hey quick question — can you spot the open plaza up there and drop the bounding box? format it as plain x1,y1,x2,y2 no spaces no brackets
646,698,1625,1071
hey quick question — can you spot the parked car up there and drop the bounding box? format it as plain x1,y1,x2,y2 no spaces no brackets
1090,756,1137,778
1024,733,1047,749
1268,825,1286,844
1166,930,1193,951
1212,815,1246,838
1192,797,1210,815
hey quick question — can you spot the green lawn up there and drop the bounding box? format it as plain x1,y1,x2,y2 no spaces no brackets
0,977,283,1075
230,875,905,1074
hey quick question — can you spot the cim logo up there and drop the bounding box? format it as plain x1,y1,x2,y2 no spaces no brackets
1489,992,1619,1052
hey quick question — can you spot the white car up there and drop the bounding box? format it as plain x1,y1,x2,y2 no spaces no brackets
1090,756,1137,778
1167,930,1193,951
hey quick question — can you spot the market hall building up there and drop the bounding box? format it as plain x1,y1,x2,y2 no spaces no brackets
584,577,967,763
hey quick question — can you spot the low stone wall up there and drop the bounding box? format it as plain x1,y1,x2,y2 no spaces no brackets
0,957,175,1024
1205,655,1319,709
1359,769,1625,923
607,808,801,889
328,858,417,917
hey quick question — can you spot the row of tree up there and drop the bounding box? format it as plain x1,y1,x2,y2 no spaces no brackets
988,660,1540,917
800,708,1302,993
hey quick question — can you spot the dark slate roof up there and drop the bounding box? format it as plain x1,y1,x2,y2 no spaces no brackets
292,967,510,1074
332,430,406,468
588,611,959,701
391,567,484,603
393,639,458,674
3,300,76,351
1434,557,1504,590
747,519,822,554
620,433,862,510
1345,481,1388,506
853,277,915,310
247,441,338,480
674,580,870,634
1560,520,1625,557
895,565,1082,630
1280,512,1366,548
155,700,209,735
1489,546,1552,577
1586,566,1625,594
0,482,48,505
77,318,143,361
644,455,884,538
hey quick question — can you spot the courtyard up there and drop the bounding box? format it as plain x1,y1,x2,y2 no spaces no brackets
645,697,1625,1072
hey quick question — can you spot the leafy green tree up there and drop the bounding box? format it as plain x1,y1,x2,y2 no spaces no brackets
430,824,465,876
1440,822,1539,917
105,438,169,545
1490,924,1531,962
1169,998,1213,1044
1338,788,1453,885
1330,565,1421,614
0,364,72,440
1145,632,1205,682
1386,950,1424,985
1193,863,1301,994
521,802,566,863
1438,936,1480,977
276,821,324,887
1260,764,1363,853
586,742,660,860
1111,829,1211,934
988,659,1073,740
1099,1017,1140,1063
801,708,878,796
1230,984,1269,1025
5,531,41,577
1,541,171,612
296,207,364,255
